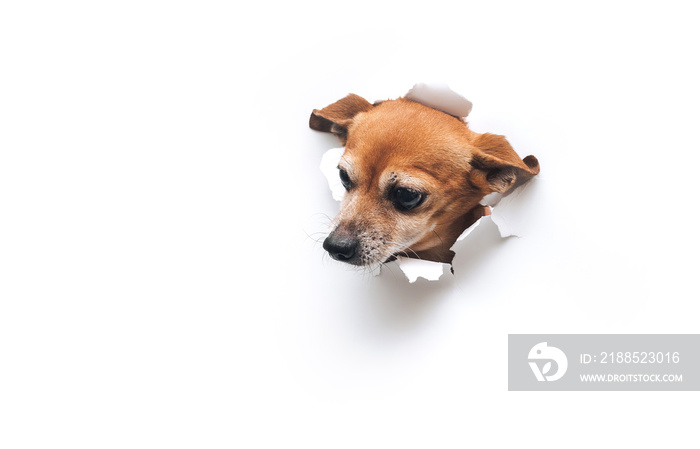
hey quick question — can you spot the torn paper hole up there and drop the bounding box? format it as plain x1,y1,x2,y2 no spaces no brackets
318,83,537,283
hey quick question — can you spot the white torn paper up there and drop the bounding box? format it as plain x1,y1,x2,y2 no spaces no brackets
320,147,346,201
319,83,535,282
394,257,448,283
489,177,539,238
455,213,485,242
405,82,473,118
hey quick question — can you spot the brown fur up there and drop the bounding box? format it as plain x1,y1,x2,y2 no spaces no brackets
310,94,539,266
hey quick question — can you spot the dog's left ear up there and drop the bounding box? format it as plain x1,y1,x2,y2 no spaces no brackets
309,94,374,144
469,133,540,194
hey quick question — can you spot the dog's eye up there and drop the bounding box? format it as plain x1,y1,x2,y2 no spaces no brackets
394,187,424,210
338,168,352,190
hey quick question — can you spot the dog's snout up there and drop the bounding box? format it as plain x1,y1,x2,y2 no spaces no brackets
323,232,358,262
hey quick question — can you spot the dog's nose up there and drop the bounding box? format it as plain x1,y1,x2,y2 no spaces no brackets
323,233,358,262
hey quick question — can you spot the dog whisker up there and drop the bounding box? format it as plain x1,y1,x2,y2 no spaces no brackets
431,229,445,247
302,230,329,247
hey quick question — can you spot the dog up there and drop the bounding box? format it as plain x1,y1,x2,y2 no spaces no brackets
310,93,539,267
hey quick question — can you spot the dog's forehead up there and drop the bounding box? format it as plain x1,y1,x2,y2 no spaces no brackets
344,99,473,179
349,100,470,153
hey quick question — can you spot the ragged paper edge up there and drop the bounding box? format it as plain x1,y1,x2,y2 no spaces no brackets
405,82,473,118
394,256,447,283
320,147,346,201
319,83,535,283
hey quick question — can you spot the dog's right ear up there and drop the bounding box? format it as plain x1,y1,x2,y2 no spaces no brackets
309,94,374,145
468,133,540,195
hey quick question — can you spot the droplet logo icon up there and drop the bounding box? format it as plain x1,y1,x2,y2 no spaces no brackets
528,342,568,382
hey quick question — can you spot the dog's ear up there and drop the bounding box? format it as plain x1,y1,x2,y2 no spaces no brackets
469,133,540,194
309,94,373,144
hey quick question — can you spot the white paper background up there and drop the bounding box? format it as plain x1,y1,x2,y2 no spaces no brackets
1,1,699,448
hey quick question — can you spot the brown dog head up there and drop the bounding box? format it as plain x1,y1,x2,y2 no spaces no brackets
310,93,539,266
